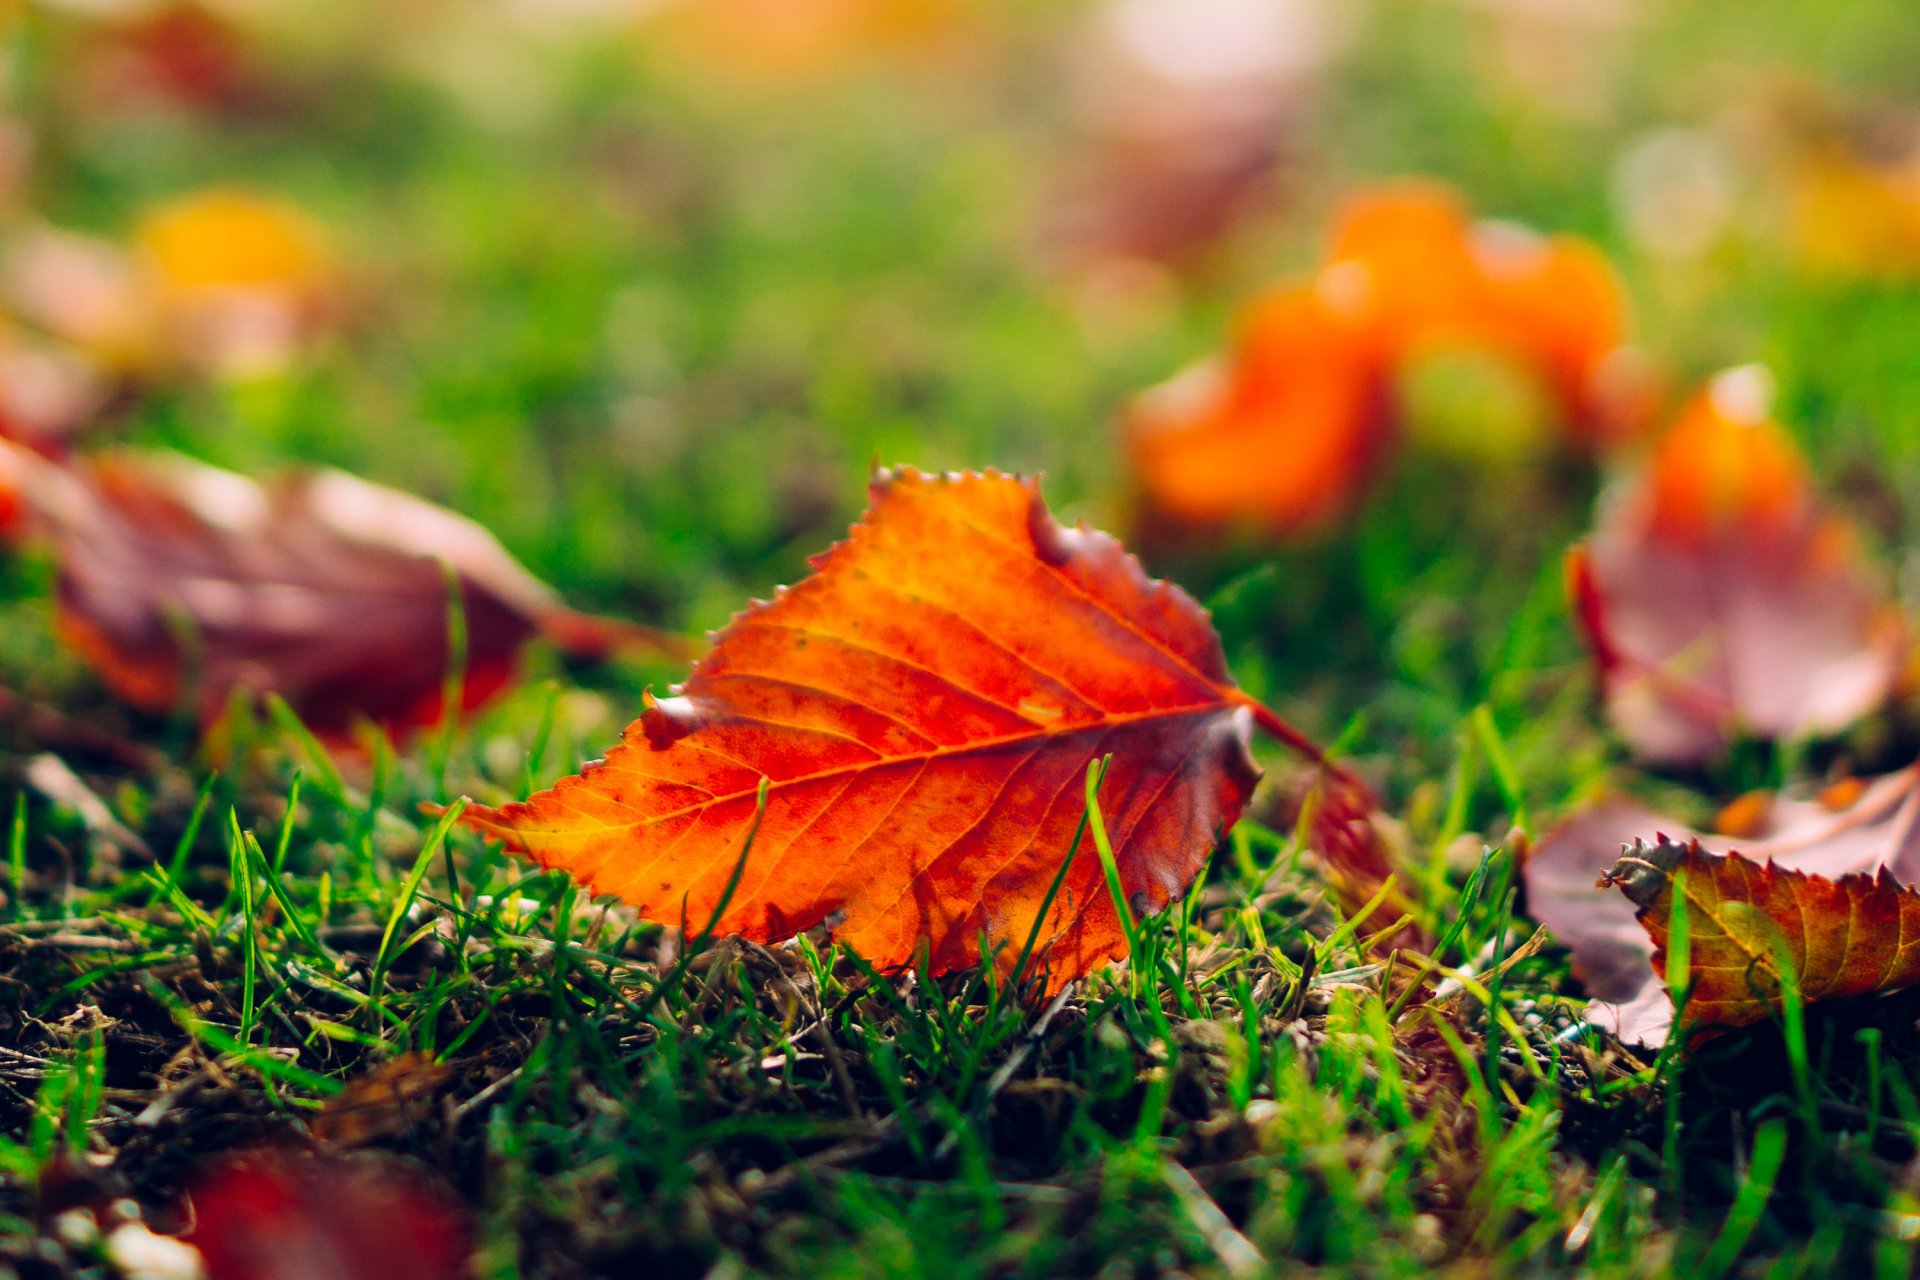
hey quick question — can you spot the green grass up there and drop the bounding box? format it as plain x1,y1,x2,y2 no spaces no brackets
10,0,1920,1275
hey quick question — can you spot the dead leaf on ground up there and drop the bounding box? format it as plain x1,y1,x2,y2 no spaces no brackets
0,440,679,743
641,0,976,84
1567,366,1907,766
1037,0,1349,272
1600,834,1920,1041
311,1053,451,1149
1524,762,1920,1045
187,1150,469,1280
5,188,338,380
461,467,1328,989
1125,281,1393,535
1124,182,1644,537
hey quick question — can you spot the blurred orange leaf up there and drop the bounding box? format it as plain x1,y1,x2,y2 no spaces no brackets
1602,834,1920,1040
1328,184,1632,444
462,467,1322,987
1125,182,1641,536
1126,282,1391,533
0,441,672,742
3,188,336,380
644,0,972,83
1567,367,1906,765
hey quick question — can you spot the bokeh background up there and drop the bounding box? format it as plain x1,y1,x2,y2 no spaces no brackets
8,0,1920,803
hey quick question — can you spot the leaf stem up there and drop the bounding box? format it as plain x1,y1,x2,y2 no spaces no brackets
1241,696,1358,785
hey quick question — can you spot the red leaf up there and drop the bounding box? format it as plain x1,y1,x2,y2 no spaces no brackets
0,441,674,742
1568,367,1907,765
188,1151,468,1280
1524,764,1920,1045
460,468,1320,988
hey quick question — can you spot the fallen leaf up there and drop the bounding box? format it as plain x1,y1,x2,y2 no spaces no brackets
68,1,267,119
311,1053,451,1149
1124,281,1393,534
1327,183,1633,445
136,188,336,377
0,324,111,454
1524,763,1920,1045
1038,0,1345,270
461,467,1322,987
1125,182,1642,536
188,1151,468,1280
0,441,672,742
1601,835,1920,1039
1738,81,1920,279
3,224,153,372
1567,366,1906,766
4,190,336,381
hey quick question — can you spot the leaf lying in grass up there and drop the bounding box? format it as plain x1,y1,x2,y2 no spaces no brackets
5,189,335,380
462,467,1323,987
189,1150,469,1280
1567,366,1906,765
136,188,336,377
1525,764,1920,1044
1125,283,1393,534
1125,182,1640,535
0,440,670,741
643,0,972,83
1327,182,1635,446
1038,0,1336,270
1601,835,1920,1039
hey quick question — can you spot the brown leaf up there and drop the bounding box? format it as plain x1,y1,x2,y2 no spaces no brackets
1524,763,1920,1045
1568,366,1907,765
461,468,1323,989
1601,835,1920,1039
0,441,676,742
310,1053,451,1149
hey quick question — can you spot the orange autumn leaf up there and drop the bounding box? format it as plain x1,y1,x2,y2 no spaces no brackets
136,188,335,376
1124,182,1640,536
1747,84,1920,280
1125,281,1392,533
0,440,671,741
4,190,337,380
1327,183,1630,443
1601,836,1920,1039
461,468,1321,987
1567,367,1906,765
137,189,329,296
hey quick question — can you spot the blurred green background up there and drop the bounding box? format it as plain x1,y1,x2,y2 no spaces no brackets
8,0,1920,812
